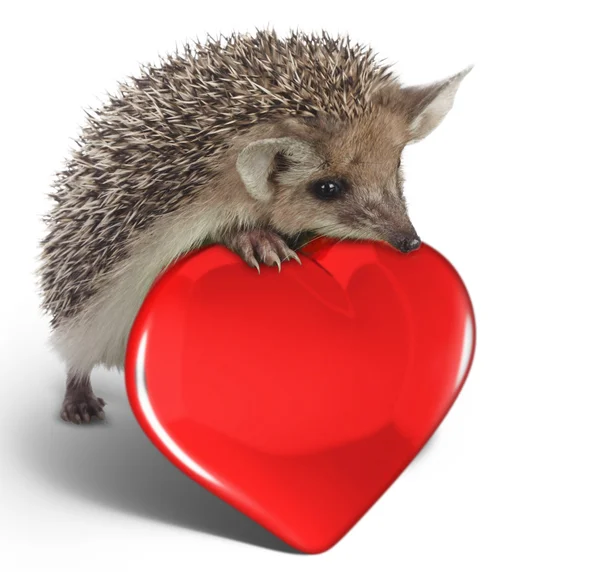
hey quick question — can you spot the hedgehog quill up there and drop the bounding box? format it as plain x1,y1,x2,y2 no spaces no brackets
38,29,471,423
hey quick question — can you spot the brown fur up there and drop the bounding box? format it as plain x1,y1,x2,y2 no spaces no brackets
265,109,414,241
38,30,396,327
36,29,471,423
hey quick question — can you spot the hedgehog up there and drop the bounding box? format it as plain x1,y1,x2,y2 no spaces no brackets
38,29,471,424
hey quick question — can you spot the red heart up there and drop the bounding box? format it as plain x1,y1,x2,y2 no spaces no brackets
125,238,475,553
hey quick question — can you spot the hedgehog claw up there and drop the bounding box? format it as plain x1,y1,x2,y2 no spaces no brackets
288,251,302,265
224,229,299,273
268,254,281,272
249,257,261,274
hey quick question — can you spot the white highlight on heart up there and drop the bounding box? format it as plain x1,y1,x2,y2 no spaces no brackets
135,329,222,488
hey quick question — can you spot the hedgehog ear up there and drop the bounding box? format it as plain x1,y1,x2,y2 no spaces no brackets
402,66,472,143
375,66,472,144
236,137,318,201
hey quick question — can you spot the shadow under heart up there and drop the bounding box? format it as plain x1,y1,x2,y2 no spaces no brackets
13,373,299,554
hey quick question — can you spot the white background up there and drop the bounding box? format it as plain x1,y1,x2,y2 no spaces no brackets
1,1,599,570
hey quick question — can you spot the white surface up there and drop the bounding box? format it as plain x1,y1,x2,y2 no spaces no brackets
1,1,599,570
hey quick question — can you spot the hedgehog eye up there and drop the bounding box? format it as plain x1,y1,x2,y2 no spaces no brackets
310,179,345,200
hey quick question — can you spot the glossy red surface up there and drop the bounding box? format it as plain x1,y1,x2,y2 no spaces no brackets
125,238,475,553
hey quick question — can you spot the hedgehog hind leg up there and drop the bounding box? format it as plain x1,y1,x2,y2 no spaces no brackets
60,368,106,424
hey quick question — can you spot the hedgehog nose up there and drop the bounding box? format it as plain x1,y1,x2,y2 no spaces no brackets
389,233,422,253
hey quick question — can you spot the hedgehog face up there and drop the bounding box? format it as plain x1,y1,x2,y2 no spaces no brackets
258,110,417,251
235,67,472,252
297,109,421,251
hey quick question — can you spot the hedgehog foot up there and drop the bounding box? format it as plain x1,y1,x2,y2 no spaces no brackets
60,370,106,424
224,229,301,273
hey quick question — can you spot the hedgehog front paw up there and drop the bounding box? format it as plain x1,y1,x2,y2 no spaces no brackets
224,229,301,273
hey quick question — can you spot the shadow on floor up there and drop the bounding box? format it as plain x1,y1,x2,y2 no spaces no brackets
14,380,299,554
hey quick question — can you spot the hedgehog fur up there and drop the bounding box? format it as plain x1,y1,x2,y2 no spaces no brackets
38,28,469,393
40,30,394,327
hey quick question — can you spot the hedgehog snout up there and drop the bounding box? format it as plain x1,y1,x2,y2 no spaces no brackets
387,231,422,253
